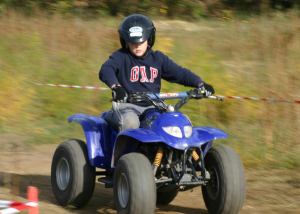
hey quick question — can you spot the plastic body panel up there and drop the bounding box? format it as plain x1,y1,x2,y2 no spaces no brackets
111,109,228,167
68,112,117,169
69,109,228,170
140,109,228,150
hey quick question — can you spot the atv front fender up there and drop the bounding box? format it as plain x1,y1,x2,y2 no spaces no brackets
111,128,165,168
68,113,116,169
111,127,228,168
194,126,228,156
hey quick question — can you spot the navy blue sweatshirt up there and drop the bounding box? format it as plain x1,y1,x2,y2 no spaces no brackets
99,48,203,106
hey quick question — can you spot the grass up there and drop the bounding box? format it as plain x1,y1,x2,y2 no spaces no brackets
0,10,300,169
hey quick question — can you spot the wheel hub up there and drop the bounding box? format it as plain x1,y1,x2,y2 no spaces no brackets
206,166,219,200
118,173,129,208
56,158,70,191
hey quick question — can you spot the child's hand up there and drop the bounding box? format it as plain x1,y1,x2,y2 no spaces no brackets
199,83,215,97
112,85,128,102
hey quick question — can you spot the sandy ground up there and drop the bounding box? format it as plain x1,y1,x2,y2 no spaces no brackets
0,134,300,214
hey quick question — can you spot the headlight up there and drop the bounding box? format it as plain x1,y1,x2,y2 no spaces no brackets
184,126,193,138
163,126,182,138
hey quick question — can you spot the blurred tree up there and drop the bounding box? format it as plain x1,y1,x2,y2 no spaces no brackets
271,0,296,10
0,0,299,18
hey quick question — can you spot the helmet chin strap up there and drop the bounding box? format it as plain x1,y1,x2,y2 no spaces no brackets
139,48,150,59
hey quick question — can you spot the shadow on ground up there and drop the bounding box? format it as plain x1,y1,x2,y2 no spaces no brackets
0,172,208,214
156,204,208,214
0,172,115,213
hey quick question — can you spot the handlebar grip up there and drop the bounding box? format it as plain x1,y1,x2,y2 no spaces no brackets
208,96,223,101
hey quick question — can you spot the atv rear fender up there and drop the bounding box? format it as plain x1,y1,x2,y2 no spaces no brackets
68,113,117,169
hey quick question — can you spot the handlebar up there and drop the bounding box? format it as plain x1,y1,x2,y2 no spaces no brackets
126,89,223,113
207,95,224,101
146,92,223,101
147,92,188,100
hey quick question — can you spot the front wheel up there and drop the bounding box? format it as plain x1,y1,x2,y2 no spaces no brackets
202,145,246,214
113,153,156,214
51,139,95,208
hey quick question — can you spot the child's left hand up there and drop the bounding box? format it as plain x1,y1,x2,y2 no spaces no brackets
199,83,215,97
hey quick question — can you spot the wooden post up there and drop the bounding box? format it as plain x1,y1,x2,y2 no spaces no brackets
11,174,20,196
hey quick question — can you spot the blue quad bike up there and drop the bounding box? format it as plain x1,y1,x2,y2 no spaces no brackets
51,89,246,214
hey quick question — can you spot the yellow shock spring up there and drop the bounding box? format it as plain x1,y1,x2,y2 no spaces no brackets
154,149,163,166
192,150,200,161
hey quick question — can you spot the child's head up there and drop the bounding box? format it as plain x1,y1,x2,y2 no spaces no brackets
118,14,156,58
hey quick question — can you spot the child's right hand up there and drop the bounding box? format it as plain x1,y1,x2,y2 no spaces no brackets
112,85,128,102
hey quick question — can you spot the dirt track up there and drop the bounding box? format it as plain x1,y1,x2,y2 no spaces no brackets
0,137,300,214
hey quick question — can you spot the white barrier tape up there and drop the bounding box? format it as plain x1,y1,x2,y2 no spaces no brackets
212,95,300,104
0,186,38,214
32,83,300,104
0,201,13,207
0,207,21,214
0,202,38,214
25,203,38,207
32,83,110,90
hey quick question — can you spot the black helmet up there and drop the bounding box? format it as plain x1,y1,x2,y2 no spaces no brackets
118,14,156,49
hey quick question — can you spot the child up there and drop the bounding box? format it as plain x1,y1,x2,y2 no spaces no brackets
99,14,214,132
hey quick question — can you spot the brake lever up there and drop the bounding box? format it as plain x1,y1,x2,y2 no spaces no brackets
198,89,223,101
190,89,223,101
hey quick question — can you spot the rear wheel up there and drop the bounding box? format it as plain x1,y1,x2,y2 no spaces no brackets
51,139,95,208
156,189,178,205
113,153,156,214
202,145,246,214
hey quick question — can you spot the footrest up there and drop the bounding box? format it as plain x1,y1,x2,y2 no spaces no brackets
98,177,113,188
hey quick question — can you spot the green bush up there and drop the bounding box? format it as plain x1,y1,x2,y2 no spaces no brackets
1,0,300,19
0,0,204,18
